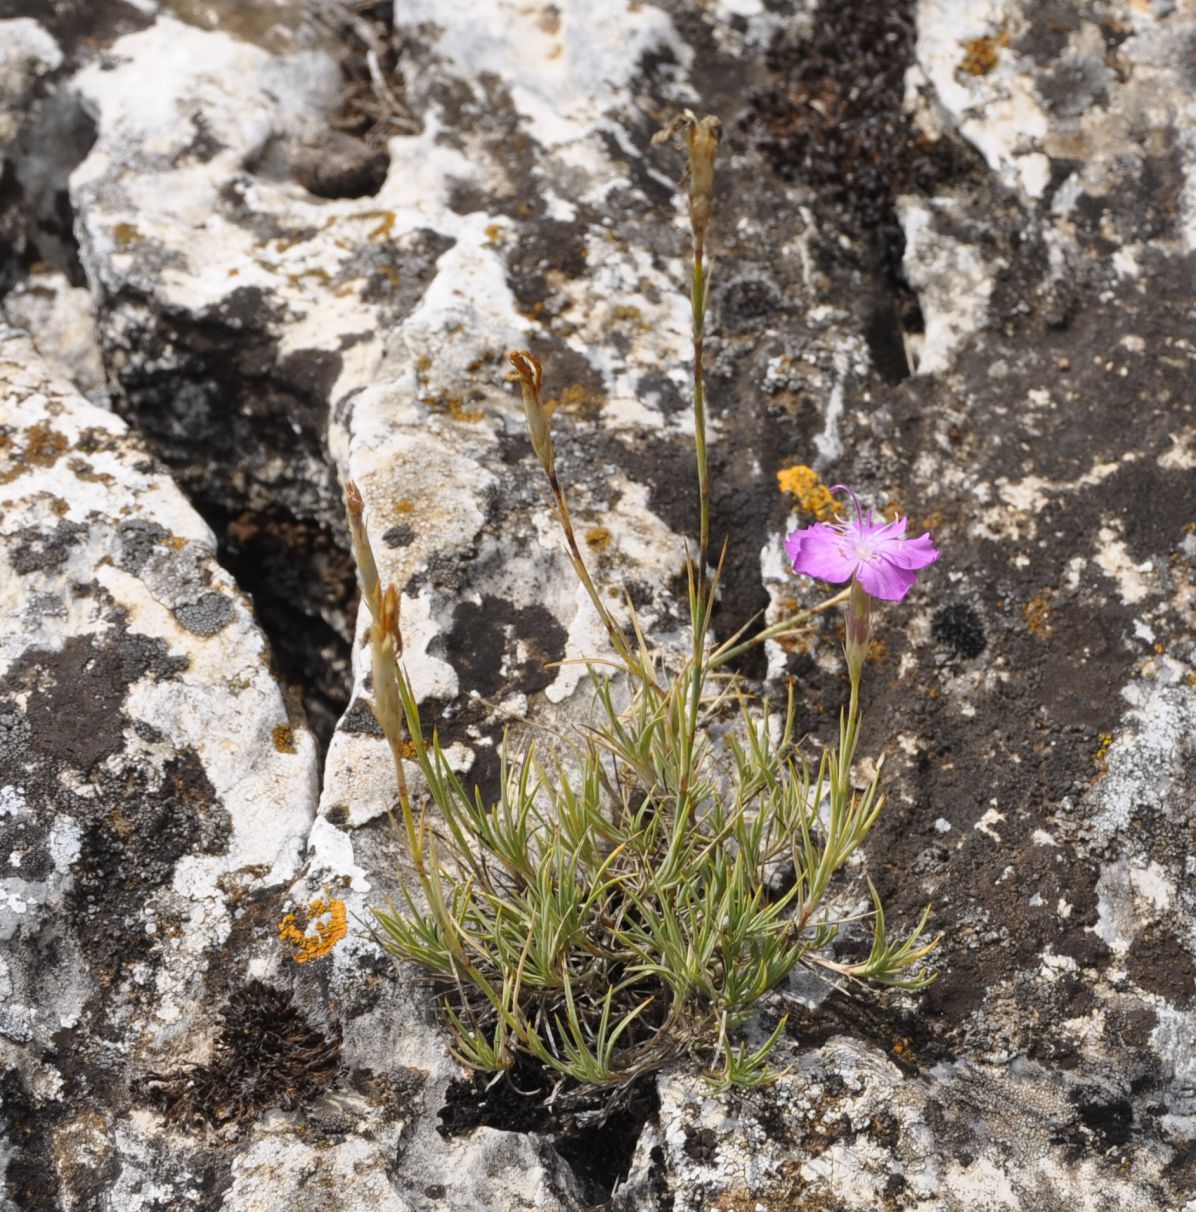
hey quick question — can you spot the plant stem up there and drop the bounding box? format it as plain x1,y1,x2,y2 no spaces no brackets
708,586,850,670
546,466,661,695
692,251,710,609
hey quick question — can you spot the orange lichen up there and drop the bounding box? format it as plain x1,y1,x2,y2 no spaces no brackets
0,421,70,484
272,724,297,754
112,222,142,248
394,498,415,514
361,209,396,241
585,525,612,551
278,896,348,964
776,464,835,520
1022,593,1053,638
959,32,1007,76
446,395,485,422
287,267,331,288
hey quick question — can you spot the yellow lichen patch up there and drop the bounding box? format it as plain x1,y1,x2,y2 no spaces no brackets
547,383,606,416
394,498,415,514
340,208,396,241
1022,593,1053,638
1093,732,1115,775
112,221,142,248
278,896,348,964
610,304,649,331
585,525,612,551
287,267,331,288
446,395,486,423
484,223,503,245
959,33,1007,76
272,724,297,754
0,421,70,484
776,464,835,520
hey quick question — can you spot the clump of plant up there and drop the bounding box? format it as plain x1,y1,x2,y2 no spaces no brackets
142,982,342,1129
354,112,939,1090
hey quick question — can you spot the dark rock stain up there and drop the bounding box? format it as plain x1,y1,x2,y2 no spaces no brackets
12,631,188,774
70,748,231,975
443,598,566,701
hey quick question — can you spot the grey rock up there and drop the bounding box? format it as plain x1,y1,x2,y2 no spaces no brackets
1,0,1194,1208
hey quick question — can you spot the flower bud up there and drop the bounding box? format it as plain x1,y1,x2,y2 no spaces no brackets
508,349,554,475
344,480,381,613
652,110,722,248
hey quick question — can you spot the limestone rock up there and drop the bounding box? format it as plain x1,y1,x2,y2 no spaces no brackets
1,0,1194,1207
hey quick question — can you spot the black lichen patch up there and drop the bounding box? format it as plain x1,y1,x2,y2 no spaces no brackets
116,518,172,573
1072,1092,1135,1153
382,523,415,548
505,218,590,314
442,598,567,701
340,696,385,736
70,748,232,974
11,630,188,773
142,981,341,1130
10,519,88,574
932,602,987,659
1,1066,63,1211
745,1,979,228
174,591,236,636
1126,923,1196,1004
742,0,983,381
357,227,455,320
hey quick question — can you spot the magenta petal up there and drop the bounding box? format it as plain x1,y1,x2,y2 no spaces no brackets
785,526,859,584
879,531,940,570
856,557,918,601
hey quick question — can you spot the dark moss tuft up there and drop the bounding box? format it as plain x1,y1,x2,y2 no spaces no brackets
141,981,341,1130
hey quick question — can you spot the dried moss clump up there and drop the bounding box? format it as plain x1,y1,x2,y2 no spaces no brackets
142,981,341,1129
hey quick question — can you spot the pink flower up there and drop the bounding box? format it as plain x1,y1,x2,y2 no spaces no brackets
784,485,939,602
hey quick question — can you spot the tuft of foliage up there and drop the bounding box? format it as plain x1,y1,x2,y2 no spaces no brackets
352,110,938,1092
141,981,341,1129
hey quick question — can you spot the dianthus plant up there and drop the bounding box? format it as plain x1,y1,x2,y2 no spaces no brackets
357,112,939,1093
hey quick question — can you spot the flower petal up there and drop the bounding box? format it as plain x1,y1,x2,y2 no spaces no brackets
875,531,940,570
785,525,860,584
856,556,919,601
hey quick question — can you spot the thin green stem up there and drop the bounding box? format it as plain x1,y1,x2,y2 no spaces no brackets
708,586,850,670
692,251,710,608
547,467,661,696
